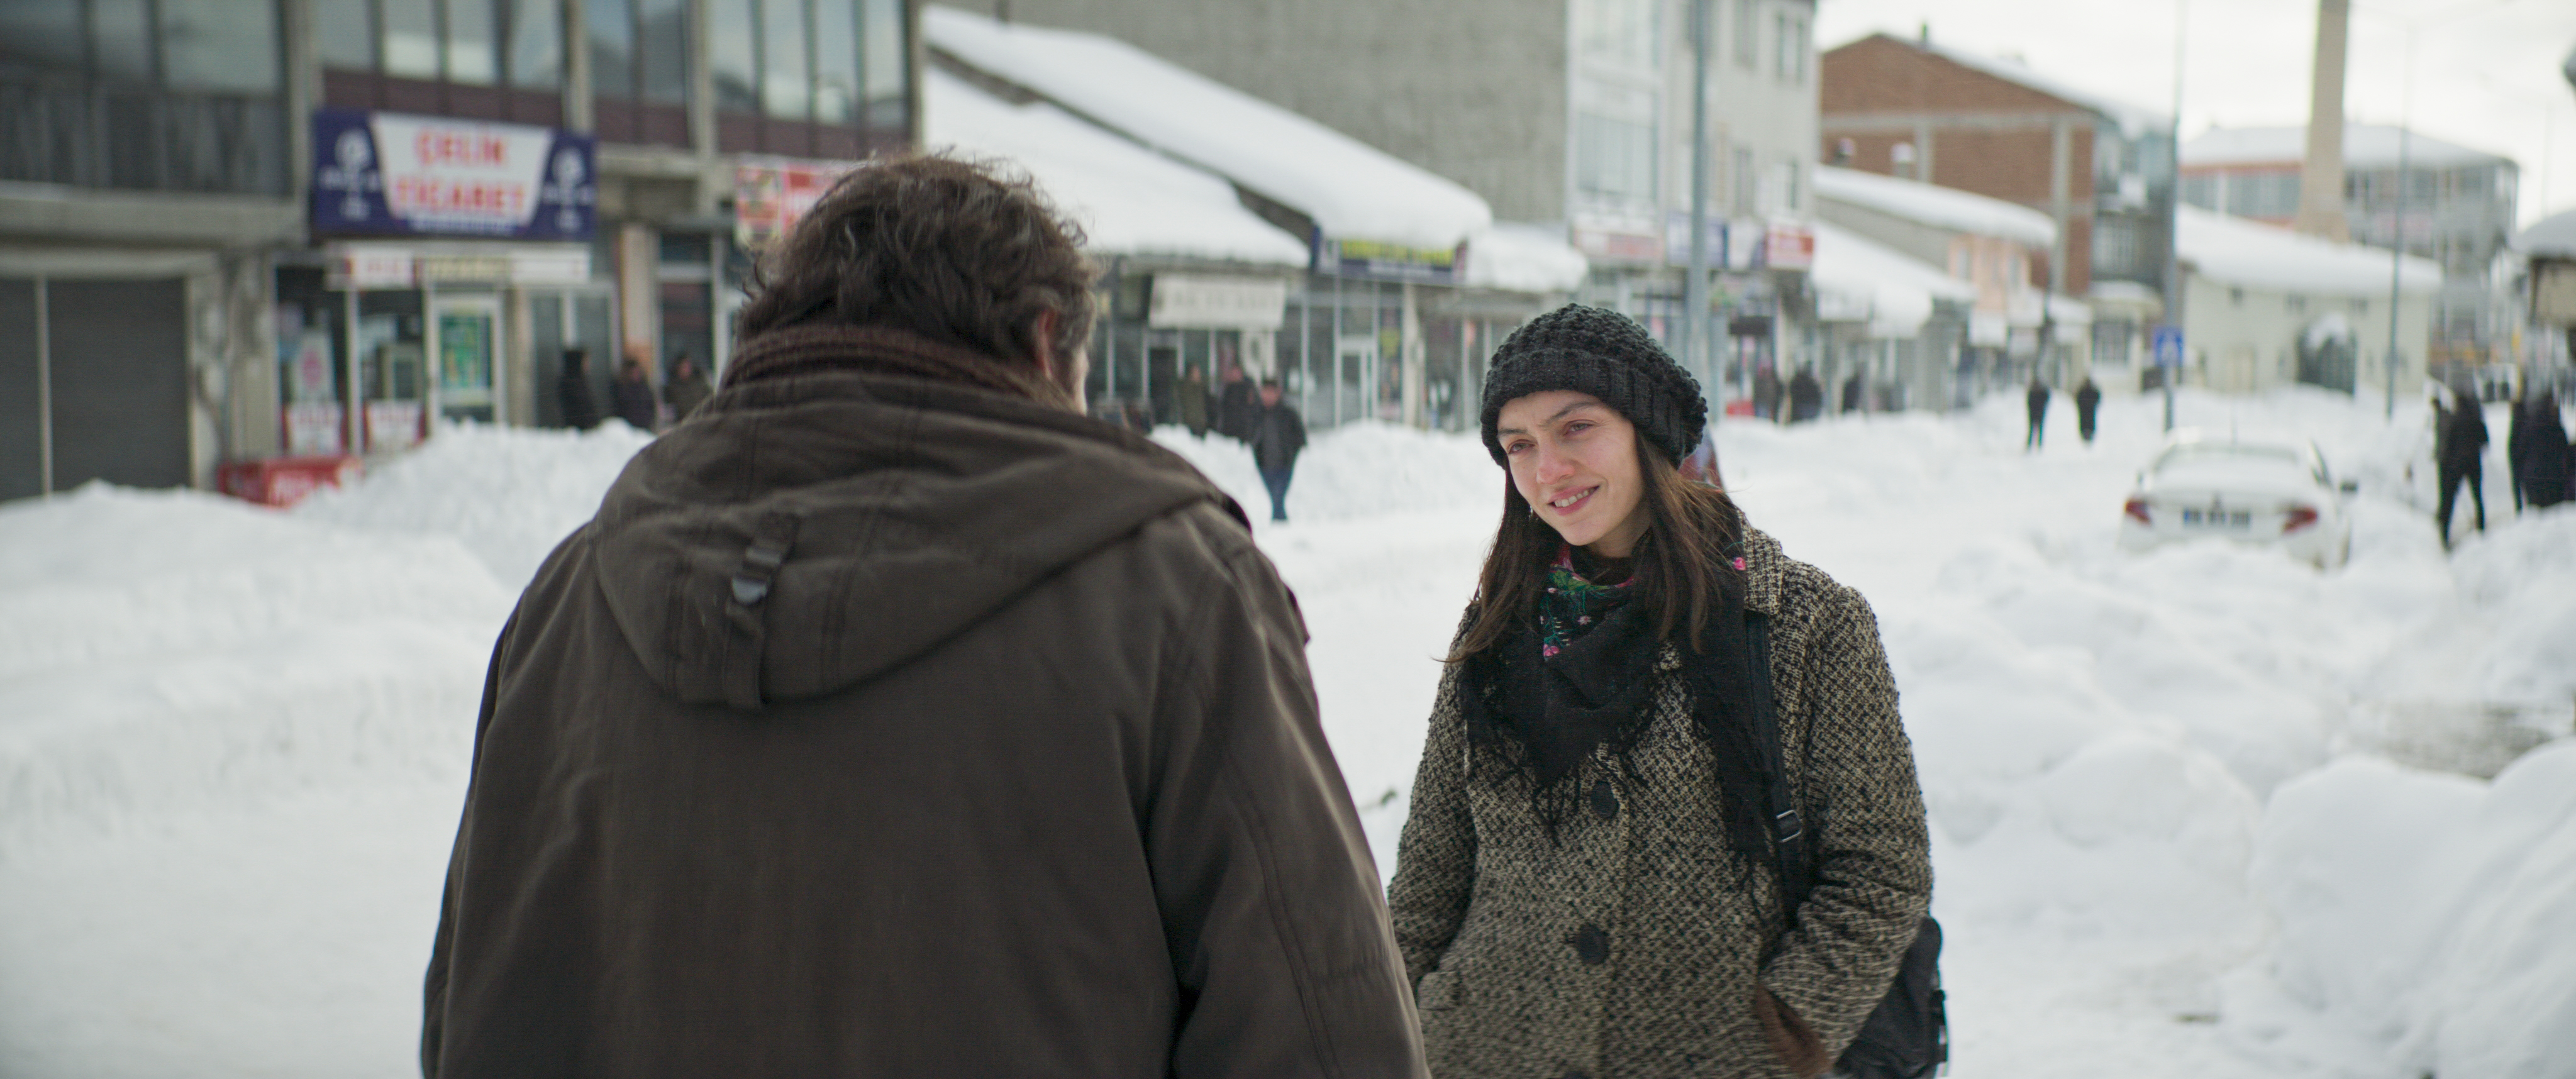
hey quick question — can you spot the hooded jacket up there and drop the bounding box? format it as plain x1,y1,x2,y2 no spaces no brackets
422,341,1425,1079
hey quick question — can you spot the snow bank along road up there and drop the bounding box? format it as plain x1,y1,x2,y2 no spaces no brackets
3,390,2571,1077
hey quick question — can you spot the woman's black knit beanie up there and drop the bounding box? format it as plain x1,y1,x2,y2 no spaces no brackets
1479,304,1707,467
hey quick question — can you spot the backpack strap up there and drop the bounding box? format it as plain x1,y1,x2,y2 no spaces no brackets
1745,612,1816,914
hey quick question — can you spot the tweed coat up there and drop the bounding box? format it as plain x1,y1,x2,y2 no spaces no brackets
1387,526,1931,1079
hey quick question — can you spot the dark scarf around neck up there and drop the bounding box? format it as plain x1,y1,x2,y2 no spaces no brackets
722,323,1079,413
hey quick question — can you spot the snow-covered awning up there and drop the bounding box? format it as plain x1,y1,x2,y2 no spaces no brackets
1810,221,1975,339
924,6,1492,252
2514,208,2576,258
1464,221,1588,294
921,69,1308,267
1814,165,2058,248
2178,206,2443,297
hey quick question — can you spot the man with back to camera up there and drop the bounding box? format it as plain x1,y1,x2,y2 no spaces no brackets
419,155,1426,1079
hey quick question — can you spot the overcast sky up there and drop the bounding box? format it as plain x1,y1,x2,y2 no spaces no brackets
1815,0,2576,229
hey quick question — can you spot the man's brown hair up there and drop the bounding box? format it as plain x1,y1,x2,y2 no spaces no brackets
735,154,1096,377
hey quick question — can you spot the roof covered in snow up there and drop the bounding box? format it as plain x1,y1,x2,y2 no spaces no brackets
1463,221,1588,294
2514,208,2576,258
2182,124,2510,171
1810,219,1976,338
1907,37,2168,140
2177,205,2443,296
921,69,1309,267
923,6,1492,251
1814,165,2058,247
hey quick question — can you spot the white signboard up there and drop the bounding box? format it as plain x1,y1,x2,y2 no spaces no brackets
1149,275,1289,329
370,113,562,235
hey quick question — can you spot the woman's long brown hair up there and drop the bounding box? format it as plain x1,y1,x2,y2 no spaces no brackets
1448,439,1747,663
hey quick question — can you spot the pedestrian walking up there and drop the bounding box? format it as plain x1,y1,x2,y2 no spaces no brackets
556,346,602,431
1755,365,1784,423
2024,376,2050,450
1841,371,1863,414
1787,366,1824,423
2515,391,2570,510
1177,364,1210,438
2436,384,2489,549
611,353,658,431
2074,376,2102,445
421,155,1424,1079
1389,305,1933,1079
1248,378,1306,523
662,352,712,423
1216,360,1255,440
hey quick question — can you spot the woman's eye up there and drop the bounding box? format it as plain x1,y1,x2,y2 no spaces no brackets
1505,440,1531,455
1564,421,1592,436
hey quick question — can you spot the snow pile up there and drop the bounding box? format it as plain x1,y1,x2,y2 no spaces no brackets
923,69,1308,266
1815,165,2058,246
296,419,654,589
2222,746,2576,1078
2180,206,2444,297
923,5,1492,250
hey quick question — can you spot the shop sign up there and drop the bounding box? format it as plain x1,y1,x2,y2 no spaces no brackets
1762,221,1814,270
1148,275,1288,329
735,157,859,250
1316,236,1462,284
327,244,592,289
311,108,596,240
1662,211,1729,268
1571,225,1662,265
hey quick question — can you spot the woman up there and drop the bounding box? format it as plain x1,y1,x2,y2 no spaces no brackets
1387,306,1931,1079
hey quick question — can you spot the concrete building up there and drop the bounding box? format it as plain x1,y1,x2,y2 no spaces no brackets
927,0,1823,403
2175,205,2440,396
1819,31,2176,374
2181,124,2519,373
1,0,916,501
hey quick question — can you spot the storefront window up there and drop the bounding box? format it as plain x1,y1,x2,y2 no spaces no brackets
640,0,689,104
315,0,375,69
509,0,562,89
760,0,810,119
383,1,440,78
588,0,636,100
862,0,904,119
710,0,759,112
357,292,429,452
814,0,858,124
443,0,499,86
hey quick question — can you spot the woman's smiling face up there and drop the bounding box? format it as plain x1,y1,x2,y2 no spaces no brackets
1495,390,1652,558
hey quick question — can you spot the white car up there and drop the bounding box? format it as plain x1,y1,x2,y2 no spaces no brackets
2117,433,2355,568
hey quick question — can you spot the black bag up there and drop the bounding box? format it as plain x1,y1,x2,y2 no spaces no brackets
1746,613,1946,1079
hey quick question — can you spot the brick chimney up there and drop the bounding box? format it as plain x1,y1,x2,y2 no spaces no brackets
2293,0,2352,241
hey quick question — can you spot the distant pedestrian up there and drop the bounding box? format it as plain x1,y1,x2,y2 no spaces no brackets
2074,376,2102,445
1754,365,1784,423
1841,371,1863,414
2514,391,2569,511
556,347,602,431
1248,378,1306,523
421,154,1423,1078
1216,360,1255,440
663,353,712,423
1787,366,1824,423
612,355,657,431
2024,377,2050,450
2436,384,2489,549
1177,365,1210,438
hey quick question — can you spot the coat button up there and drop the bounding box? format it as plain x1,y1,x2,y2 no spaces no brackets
1570,923,1608,965
1589,780,1618,821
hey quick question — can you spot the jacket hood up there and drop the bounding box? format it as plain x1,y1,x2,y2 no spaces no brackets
587,370,1241,710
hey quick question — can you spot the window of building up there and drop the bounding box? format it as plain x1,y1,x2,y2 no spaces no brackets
0,0,287,194
1733,0,1757,68
0,4,87,74
1732,145,1755,215
1577,111,1658,208
383,1,440,79
638,0,688,104
711,0,904,153
509,0,562,89
315,0,375,69
588,0,636,102
443,0,499,86
321,0,564,124
759,0,808,118
1575,0,1658,72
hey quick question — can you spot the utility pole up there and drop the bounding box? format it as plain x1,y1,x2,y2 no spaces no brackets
2387,123,2410,420
1687,0,1714,409
2162,0,2186,433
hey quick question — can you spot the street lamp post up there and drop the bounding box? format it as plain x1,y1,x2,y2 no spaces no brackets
1687,0,1714,409
2162,0,2187,433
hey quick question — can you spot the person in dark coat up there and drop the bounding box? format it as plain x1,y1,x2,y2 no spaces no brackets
1216,361,1256,440
662,353,713,423
1840,371,1863,414
1391,306,1930,1078
2436,384,2489,549
1248,379,1307,523
421,155,1425,1079
556,347,602,431
1753,365,1784,423
2024,376,2050,450
1787,366,1824,423
611,354,658,431
2074,376,2102,445
2515,392,2570,510
1177,364,1211,438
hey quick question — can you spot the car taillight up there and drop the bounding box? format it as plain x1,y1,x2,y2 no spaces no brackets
2284,505,2318,533
2124,497,2152,526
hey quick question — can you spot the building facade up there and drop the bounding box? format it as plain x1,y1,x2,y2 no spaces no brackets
2180,124,2519,374
941,0,1822,405
1819,31,2175,377
1,0,916,501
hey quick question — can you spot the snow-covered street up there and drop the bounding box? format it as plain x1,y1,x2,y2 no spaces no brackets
4,387,2573,1077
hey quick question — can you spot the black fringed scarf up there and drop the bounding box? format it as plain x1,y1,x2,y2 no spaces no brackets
1460,544,1779,863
